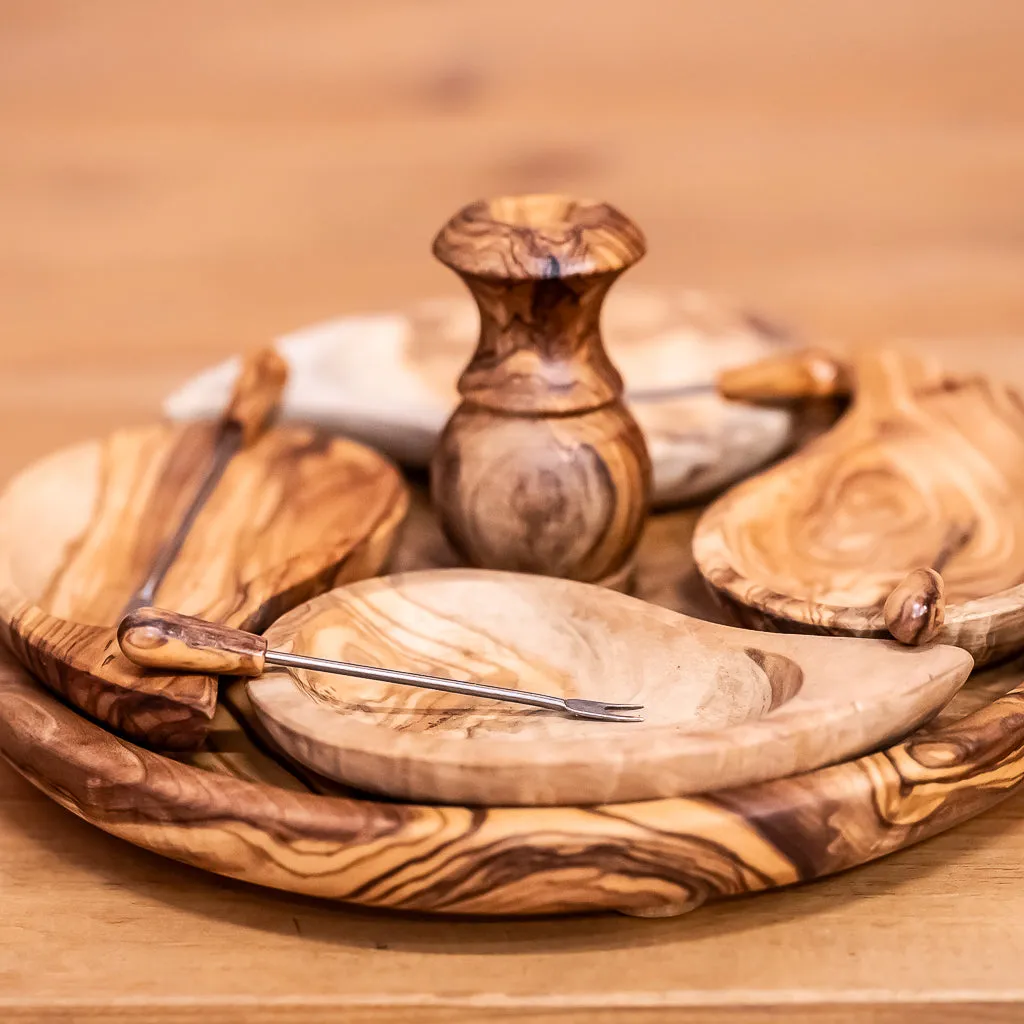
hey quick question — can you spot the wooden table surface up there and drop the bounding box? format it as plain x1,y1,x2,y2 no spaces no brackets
3,2,1024,1020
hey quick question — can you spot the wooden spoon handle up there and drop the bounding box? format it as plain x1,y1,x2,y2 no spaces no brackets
884,568,946,645
223,347,289,446
717,348,851,406
117,607,268,676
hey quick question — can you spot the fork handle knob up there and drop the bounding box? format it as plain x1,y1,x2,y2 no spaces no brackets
117,607,268,676
717,348,851,406
884,568,946,645
223,347,289,446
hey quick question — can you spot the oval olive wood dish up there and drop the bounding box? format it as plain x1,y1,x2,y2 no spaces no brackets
694,348,1024,666
164,286,798,509
0,423,409,749
245,569,971,805
1,498,1021,917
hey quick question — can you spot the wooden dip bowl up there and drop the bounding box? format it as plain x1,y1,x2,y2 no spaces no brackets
694,349,1024,666
245,569,971,805
0,422,408,749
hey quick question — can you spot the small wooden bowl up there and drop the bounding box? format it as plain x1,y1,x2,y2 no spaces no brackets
245,569,971,806
694,349,1024,666
0,422,408,749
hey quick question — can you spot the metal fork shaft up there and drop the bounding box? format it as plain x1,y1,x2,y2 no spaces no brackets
265,650,625,718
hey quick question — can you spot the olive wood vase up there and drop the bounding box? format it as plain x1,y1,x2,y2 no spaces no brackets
694,349,1024,666
429,195,652,587
0,424,409,749
245,569,971,805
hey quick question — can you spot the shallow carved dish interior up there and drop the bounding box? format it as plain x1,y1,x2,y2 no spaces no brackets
694,349,1024,666
245,568,972,805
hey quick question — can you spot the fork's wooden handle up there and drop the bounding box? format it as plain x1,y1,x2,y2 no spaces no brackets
117,607,268,676
717,348,851,406
223,347,289,446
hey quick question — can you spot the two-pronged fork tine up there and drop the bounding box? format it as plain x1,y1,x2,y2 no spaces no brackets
562,699,645,723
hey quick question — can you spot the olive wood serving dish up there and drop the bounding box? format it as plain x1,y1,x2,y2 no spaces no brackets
0,423,408,749
164,287,798,508
1,498,1021,917
694,349,1024,666
246,569,971,805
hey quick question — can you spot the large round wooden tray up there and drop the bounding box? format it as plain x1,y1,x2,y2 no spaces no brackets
1,497,1022,918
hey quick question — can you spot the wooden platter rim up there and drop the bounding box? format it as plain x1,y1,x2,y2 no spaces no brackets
1,642,1023,916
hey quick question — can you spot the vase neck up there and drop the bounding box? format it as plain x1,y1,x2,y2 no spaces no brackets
455,273,624,415
432,194,645,416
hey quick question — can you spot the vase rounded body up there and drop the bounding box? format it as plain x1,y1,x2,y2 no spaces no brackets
431,400,650,585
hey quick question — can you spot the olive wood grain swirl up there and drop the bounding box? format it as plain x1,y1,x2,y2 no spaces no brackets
694,349,1024,665
0,645,1022,917
0,424,408,749
430,195,652,586
245,570,971,806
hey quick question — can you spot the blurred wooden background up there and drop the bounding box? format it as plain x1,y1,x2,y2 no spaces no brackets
1,0,1024,479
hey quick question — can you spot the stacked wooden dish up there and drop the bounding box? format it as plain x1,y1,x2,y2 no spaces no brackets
1,493,1023,918
3,343,1024,916
3,194,1024,918
163,285,800,510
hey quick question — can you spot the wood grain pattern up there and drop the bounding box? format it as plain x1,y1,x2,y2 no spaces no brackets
164,287,799,508
0,424,409,748
246,568,972,806
0,623,1017,917
430,195,652,586
694,349,1024,665
118,606,269,676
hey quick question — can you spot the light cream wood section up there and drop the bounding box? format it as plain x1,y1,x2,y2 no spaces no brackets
164,287,798,508
3,0,1024,1019
695,350,1024,665
248,569,972,805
